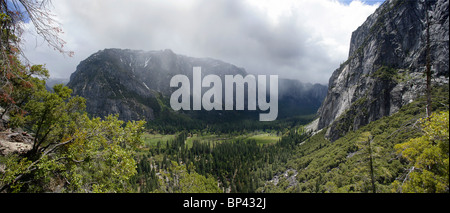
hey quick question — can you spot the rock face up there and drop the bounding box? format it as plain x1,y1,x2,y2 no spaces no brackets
67,48,247,122
0,129,33,156
68,48,327,122
317,0,449,141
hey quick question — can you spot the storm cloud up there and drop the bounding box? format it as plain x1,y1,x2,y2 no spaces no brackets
21,0,381,84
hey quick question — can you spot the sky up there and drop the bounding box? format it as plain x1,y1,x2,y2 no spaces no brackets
21,0,383,85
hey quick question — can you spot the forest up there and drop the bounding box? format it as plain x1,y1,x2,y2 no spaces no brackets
1,0,448,194
129,84,448,193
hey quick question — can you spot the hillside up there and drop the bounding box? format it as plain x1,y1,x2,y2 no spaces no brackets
315,0,449,142
267,0,450,193
67,48,327,131
260,85,448,192
1,0,448,195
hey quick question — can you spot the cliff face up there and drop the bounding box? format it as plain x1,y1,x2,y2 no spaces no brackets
68,49,327,122
317,0,449,141
67,48,247,122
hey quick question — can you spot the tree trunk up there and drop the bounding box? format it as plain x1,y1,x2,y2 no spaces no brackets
368,137,376,193
425,0,432,118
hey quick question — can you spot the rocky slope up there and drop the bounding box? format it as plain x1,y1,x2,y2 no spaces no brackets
0,107,33,157
316,0,449,141
67,48,327,123
0,129,33,156
68,48,247,122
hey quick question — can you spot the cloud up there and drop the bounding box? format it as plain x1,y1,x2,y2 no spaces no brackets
21,0,381,84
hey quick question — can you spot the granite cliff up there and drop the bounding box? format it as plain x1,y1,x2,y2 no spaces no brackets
67,48,247,122
315,0,449,141
67,49,327,123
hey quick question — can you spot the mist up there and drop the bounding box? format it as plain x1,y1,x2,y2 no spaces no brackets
21,0,381,84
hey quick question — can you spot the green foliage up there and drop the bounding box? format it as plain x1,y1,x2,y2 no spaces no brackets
258,84,449,193
372,66,398,81
0,155,32,192
0,19,147,191
1,49,50,122
392,111,449,193
132,126,309,193
371,66,411,83
244,133,281,145
157,161,221,193
62,114,146,192
1,61,146,192
332,96,369,139
20,84,86,155
3,4,448,193
1,112,146,192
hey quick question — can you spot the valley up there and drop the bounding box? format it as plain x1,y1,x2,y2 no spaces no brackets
142,131,282,149
131,84,448,193
1,0,448,195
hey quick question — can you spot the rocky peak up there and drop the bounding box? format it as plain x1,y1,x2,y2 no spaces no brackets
67,48,248,122
67,48,328,123
316,0,449,141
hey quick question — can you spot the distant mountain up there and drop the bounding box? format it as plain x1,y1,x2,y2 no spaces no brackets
45,78,69,91
67,48,327,124
278,79,327,118
315,0,449,141
67,48,245,122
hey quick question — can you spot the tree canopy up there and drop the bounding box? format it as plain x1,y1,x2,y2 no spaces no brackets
393,111,449,193
1,0,146,193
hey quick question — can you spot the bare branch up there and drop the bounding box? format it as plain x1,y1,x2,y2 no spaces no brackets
2,0,73,56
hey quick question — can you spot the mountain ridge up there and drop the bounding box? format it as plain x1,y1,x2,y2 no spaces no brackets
315,0,449,141
67,48,327,125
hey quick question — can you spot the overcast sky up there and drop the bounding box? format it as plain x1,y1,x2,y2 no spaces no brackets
21,0,383,84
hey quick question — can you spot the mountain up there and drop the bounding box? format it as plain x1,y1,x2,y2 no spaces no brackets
315,0,449,141
67,48,246,122
67,48,327,125
278,79,328,118
45,78,69,91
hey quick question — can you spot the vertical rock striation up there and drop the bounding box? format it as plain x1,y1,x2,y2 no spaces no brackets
317,0,449,141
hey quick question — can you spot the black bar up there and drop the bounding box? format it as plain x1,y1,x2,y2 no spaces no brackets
1,193,448,211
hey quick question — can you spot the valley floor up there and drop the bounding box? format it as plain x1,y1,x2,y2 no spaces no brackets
131,85,449,193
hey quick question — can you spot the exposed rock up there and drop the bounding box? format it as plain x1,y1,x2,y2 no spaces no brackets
268,169,298,189
0,129,33,156
0,107,8,131
304,118,319,133
67,48,327,122
67,48,248,122
317,0,449,141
